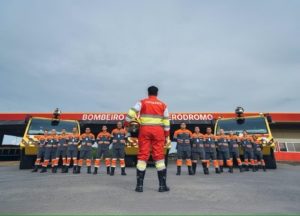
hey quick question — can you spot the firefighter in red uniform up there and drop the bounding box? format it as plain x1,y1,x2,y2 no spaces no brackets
125,86,170,193
173,123,193,175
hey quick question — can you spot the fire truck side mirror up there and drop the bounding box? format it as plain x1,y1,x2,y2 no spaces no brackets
267,115,273,123
24,114,31,124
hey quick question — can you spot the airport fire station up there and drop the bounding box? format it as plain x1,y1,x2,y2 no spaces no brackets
0,112,300,162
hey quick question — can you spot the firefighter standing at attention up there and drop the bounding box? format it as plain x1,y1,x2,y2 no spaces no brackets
216,129,233,173
173,122,194,176
77,128,95,174
94,125,111,175
110,122,127,176
228,131,243,172
204,127,220,174
65,127,80,173
125,86,170,193
32,129,48,172
40,129,59,173
241,130,255,172
52,129,68,173
191,126,207,175
252,135,267,172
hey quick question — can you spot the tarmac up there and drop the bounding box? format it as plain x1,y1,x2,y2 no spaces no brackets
0,161,300,215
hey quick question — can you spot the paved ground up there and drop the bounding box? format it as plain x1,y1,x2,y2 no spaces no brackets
0,162,300,215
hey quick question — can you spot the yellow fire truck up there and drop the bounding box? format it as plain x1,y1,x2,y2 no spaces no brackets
214,107,277,169
19,113,80,169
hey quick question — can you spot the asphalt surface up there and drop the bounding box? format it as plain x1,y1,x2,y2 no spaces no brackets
0,162,300,215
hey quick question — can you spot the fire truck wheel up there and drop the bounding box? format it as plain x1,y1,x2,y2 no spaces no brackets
19,149,36,169
264,149,277,169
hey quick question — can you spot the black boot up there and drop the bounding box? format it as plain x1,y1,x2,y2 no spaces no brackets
121,167,127,176
229,167,233,173
40,167,47,173
64,167,69,173
239,166,243,172
135,169,146,192
61,166,66,173
176,166,181,175
192,162,197,175
215,168,220,174
76,166,81,174
72,166,77,174
204,167,209,175
202,162,208,175
158,169,170,192
263,166,266,172
32,165,39,172
87,166,91,174
93,167,98,175
106,166,110,175
252,166,256,172
110,167,115,176
245,166,249,172
188,166,194,175
52,167,57,173
220,166,224,173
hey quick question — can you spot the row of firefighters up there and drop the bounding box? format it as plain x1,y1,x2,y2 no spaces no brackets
173,123,266,175
32,122,127,175
32,122,267,175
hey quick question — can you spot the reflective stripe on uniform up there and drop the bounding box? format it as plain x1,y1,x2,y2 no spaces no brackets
137,160,147,171
126,102,142,121
155,159,166,171
140,116,164,126
127,108,138,119
120,159,125,168
140,114,164,118
162,118,170,129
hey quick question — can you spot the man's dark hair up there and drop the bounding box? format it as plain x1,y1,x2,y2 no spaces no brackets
148,86,158,96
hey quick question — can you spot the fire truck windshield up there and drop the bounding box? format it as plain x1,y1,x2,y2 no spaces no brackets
216,117,268,135
28,118,78,135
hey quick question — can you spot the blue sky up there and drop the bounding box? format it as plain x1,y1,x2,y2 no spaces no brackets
0,0,299,113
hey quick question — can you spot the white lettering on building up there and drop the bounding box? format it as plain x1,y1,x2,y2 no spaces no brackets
82,113,125,121
82,113,213,121
170,113,214,121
